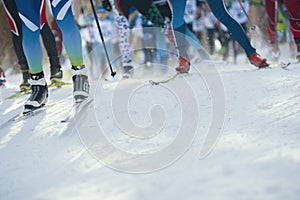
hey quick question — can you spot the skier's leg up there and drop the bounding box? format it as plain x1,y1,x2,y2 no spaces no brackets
280,2,297,58
206,0,255,57
168,0,190,73
49,0,83,67
49,0,89,102
40,22,63,82
112,4,134,77
14,0,43,74
265,0,280,60
14,0,48,112
3,0,27,68
283,0,300,39
3,0,30,90
283,0,300,61
206,0,267,67
170,0,209,72
49,19,63,59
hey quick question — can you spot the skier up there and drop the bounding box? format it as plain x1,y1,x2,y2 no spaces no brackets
102,0,172,77
108,0,269,74
14,0,90,113
2,0,63,92
110,0,186,75
101,0,135,78
265,0,300,62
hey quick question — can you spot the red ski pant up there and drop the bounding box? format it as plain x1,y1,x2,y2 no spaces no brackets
265,0,300,43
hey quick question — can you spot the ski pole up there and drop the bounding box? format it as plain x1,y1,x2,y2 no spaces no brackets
89,0,116,77
238,0,256,30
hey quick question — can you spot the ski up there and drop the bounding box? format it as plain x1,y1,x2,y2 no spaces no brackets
6,89,31,99
48,81,72,89
0,97,72,130
266,62,291,69
0,106,46,130
149,72,190,85
61,98,93,123
5,81,71,100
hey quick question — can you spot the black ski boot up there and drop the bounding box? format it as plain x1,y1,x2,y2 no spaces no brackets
23,72,48,114
19,70,31,92
50,66,63,84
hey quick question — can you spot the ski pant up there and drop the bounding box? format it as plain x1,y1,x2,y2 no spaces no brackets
112,4,132,64
204,0,256,57
265,0,300,43
3,0,60,72
171,0,255,57
14,0,83,74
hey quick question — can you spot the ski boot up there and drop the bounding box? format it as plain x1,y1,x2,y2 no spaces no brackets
248,52,269,68
175,56,190,73
23,72,48,114
72,65,89,103
19,70,31,92
50,66,63,84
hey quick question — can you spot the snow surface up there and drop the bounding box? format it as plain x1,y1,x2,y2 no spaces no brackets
0,42,300,200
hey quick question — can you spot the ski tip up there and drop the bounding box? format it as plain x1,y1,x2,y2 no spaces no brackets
149,80,159,85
